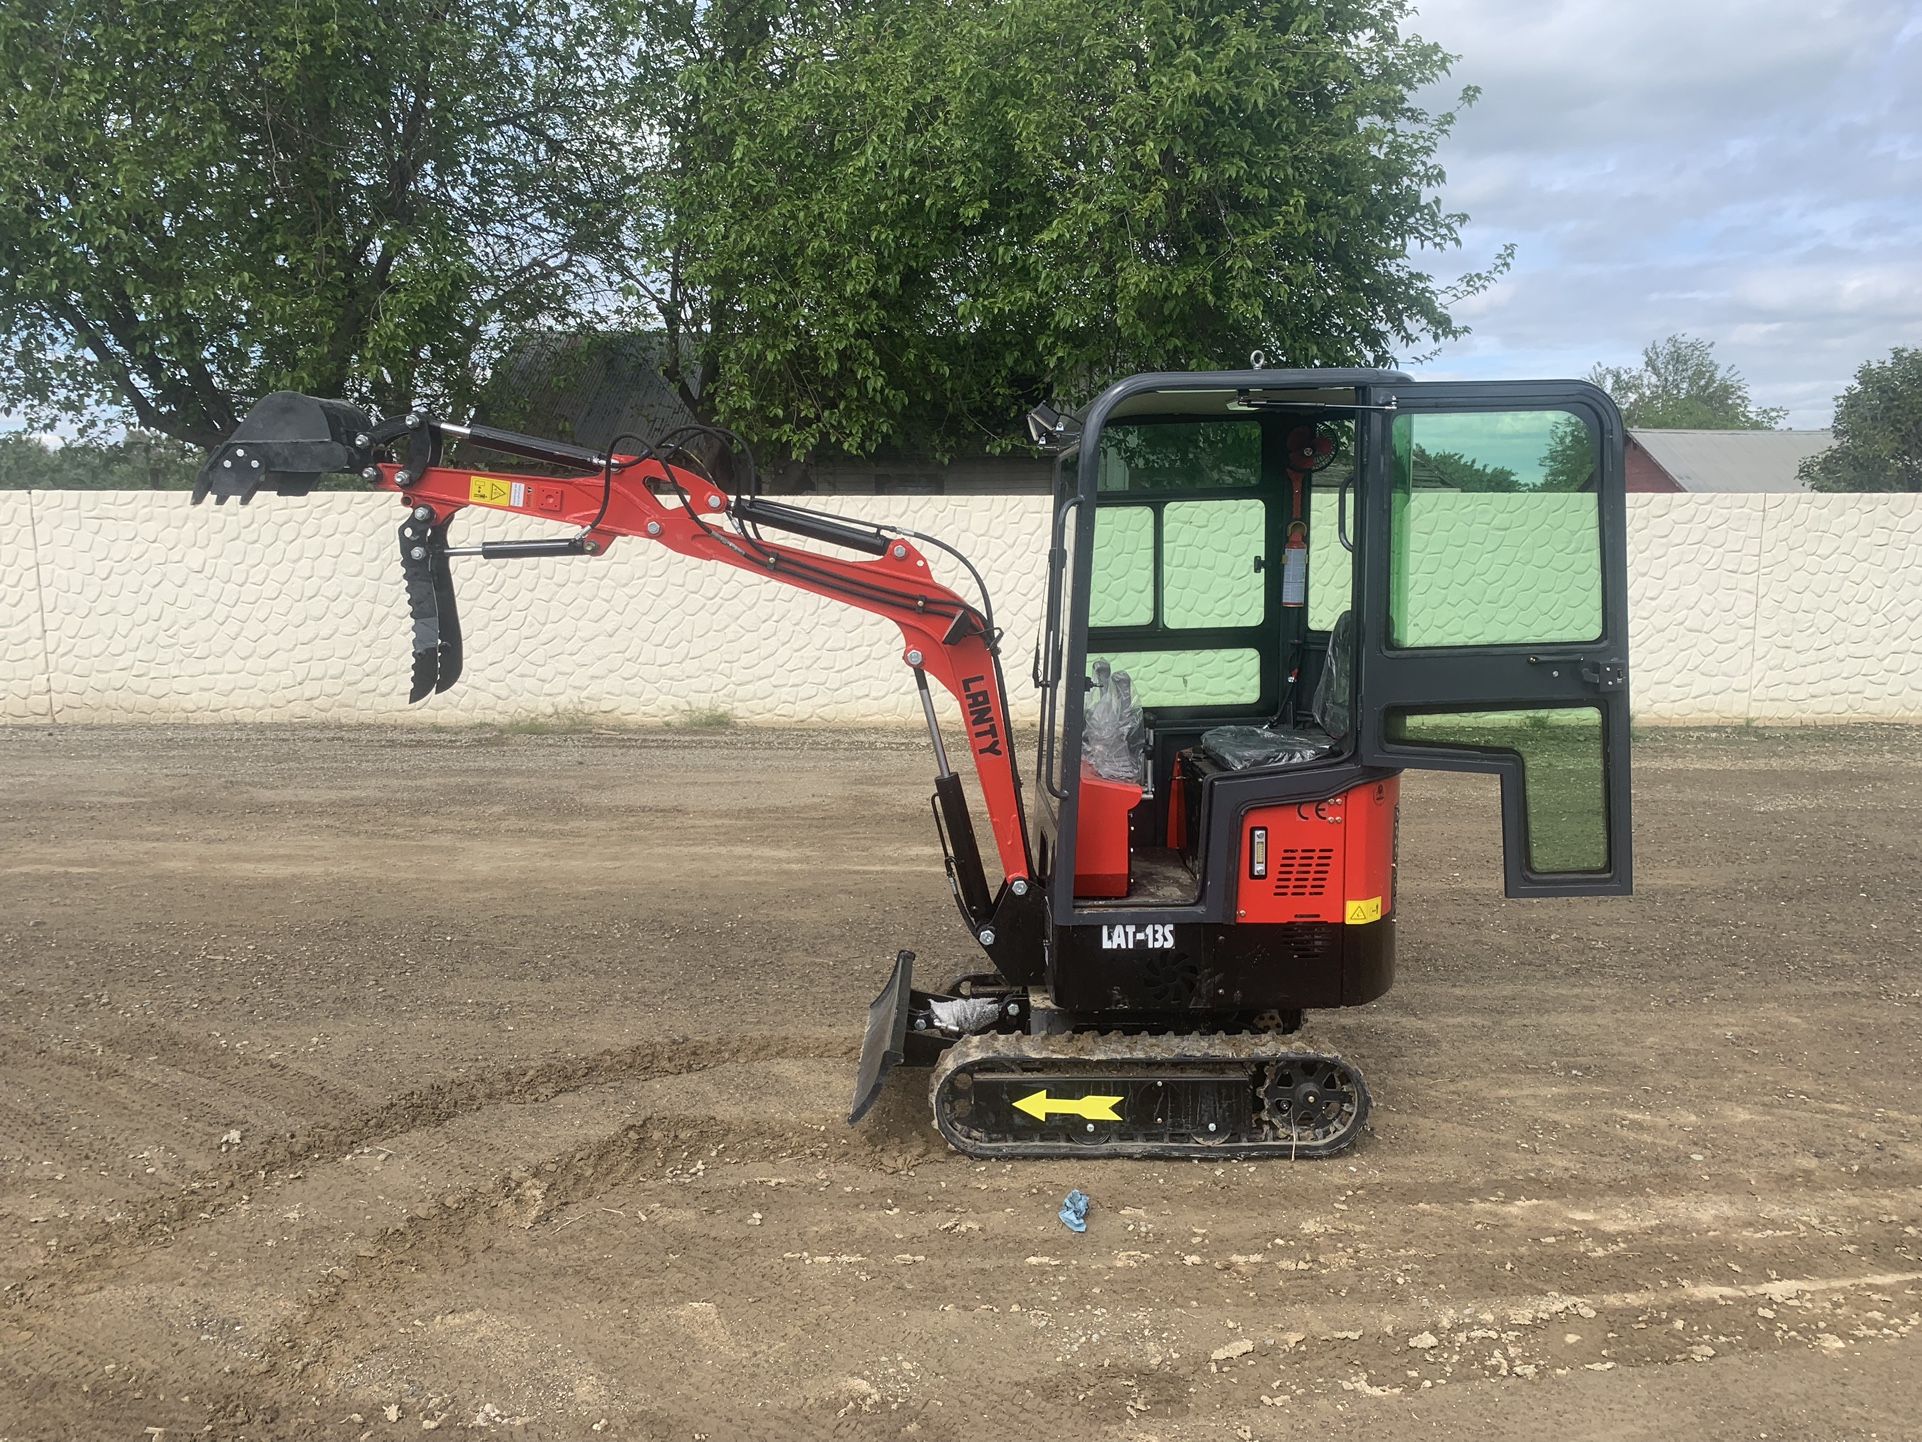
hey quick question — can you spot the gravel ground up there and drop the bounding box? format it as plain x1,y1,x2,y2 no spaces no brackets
2,722,1920,1441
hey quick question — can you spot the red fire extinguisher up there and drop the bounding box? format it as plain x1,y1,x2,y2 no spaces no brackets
1281,520,1308,608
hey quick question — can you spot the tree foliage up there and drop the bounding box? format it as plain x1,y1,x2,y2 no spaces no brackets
0,431,200,489
1413,446,1518,491
647,0,1508,458
0,0,659,449
1538,416,1594,492
3,0,1505,465
1588,334,1785,431
1800,346,1922,493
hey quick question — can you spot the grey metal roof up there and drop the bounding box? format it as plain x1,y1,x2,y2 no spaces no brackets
1629,428,1832,493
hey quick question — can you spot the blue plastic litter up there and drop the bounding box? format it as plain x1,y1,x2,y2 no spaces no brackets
1058,1189,1091,1233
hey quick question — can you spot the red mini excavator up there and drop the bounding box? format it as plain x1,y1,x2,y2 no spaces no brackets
195,367,1632,1159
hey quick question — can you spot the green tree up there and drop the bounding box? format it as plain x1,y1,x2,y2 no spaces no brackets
0,431,200,489
1800,346,1922,493
1538,416,1594,491
1589,334,1786,431
1412,446,1519,492
0,0,659,449
655,0,1509,459
3,0,1509,466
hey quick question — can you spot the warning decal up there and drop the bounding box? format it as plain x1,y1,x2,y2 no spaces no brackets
1344,896,1382,925
468,475,526,508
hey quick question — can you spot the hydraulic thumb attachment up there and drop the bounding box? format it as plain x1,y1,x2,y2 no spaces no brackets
398,513,461,702
396,527,583,700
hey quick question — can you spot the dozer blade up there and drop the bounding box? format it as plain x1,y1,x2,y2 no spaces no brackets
848,950,915,1125
193,391,374,504
400,517,463,702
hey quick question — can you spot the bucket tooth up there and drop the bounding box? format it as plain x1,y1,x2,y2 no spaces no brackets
193,391,375,504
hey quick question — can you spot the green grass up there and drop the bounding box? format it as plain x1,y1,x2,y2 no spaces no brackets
676,705,736,731
495,708,605,736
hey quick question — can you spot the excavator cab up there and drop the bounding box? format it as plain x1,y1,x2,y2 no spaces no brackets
1011,368,1631,1009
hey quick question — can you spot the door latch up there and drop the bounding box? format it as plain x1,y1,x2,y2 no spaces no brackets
1528,654,1625,691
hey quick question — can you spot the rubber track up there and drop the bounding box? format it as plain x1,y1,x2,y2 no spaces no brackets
929,1029,1370,1160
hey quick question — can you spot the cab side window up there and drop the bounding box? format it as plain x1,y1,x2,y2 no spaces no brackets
1087,419,1270,711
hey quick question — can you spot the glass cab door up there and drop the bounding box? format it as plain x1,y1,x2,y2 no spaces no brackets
1354,381,1632,896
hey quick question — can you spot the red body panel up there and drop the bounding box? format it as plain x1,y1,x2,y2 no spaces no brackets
1234,777,1399,925
1074,768,1143,899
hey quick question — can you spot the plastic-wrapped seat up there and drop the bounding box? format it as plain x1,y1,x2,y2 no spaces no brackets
1200,610,1353,770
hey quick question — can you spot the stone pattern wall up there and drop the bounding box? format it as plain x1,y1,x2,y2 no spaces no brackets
2,491,1918,725
0,495,53,722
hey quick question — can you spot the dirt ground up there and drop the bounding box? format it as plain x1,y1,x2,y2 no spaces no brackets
3,723,1921,1442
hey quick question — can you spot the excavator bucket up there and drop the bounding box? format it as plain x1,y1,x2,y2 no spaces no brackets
194,391,374,504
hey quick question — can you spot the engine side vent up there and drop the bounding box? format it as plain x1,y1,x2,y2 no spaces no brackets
1271,846,1335,898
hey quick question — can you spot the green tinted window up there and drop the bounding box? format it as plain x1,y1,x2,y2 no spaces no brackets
1098,418,1261,491
1389,708,1609,872
1389,411,1601,647
1088,418,1269,711
1088,505,1154,627
1163,499,1264,628
1098,649,1262,708
1307,488,1353,630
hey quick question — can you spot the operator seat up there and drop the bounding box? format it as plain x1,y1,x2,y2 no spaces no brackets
1199,609,1353,769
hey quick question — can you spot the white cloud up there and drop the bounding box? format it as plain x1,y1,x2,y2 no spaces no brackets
1406,0,1921,424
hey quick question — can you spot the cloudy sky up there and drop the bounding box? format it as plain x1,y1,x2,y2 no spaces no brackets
1405,0,1920,427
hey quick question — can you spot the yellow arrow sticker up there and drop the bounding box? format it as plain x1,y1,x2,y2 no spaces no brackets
1013,1089,1124,1123
1345,895,1382,924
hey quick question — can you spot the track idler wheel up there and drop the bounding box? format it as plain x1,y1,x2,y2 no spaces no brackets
1260,1056,1368,1151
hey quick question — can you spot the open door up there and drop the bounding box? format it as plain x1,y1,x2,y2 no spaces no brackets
1355,380,1631,897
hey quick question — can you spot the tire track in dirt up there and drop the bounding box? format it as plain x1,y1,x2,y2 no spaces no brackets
4,1064,881,1439
252,1134,1922,1440
10,1031,852,1301
249,1108,904,1401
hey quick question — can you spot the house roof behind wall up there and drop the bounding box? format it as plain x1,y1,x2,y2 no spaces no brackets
1629,428,1832,493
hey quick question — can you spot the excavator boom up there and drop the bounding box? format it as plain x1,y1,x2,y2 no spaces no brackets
194,392,1032,889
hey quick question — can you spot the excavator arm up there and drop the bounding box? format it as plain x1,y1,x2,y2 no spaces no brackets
193,393,1033,899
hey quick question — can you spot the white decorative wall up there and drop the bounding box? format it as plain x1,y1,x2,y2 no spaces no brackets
1,491,1918,725
0,495,53,722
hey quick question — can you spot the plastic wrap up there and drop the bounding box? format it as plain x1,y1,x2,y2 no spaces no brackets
1200,724,1331,770
1084,657,1147,782
926,996,1006,1034
1058,1189,1091,1233
1312,610,1354,738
